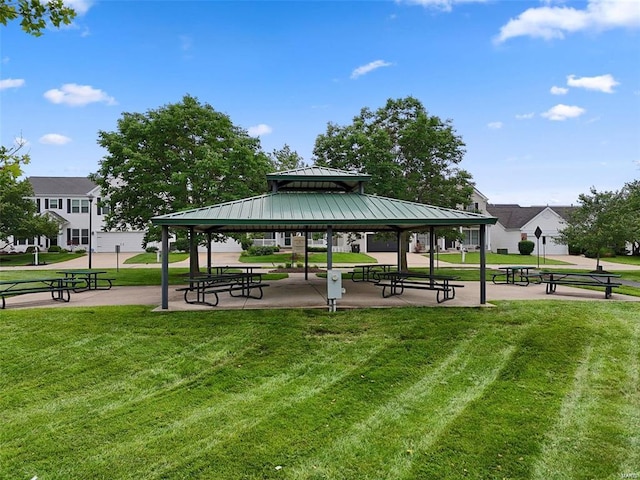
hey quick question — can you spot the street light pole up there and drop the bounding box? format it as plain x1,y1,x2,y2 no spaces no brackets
88,194,94,269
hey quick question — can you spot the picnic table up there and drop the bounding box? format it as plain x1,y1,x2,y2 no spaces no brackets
0,277,79,309
207,265,260,275
351,264,396,283
375,271,464,303
540,271,622,299
176,272,269,307
492,266,540,286
57,270,114,291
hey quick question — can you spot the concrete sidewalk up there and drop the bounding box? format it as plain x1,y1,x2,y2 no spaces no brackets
2,251,638,311
3,271,638,311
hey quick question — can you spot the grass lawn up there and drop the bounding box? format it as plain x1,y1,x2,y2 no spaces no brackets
598,255,640,266
0,268,288,285
436,252,571,266
0,252,84,266
124,252,190,264
240,252,377,265
2,302,639,479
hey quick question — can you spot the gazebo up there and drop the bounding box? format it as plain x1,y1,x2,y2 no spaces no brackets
151,167,497,309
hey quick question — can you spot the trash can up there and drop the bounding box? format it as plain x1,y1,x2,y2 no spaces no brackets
351,244,360,253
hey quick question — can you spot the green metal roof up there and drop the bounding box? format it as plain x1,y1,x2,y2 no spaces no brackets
152,192,497,233
267,167,370,193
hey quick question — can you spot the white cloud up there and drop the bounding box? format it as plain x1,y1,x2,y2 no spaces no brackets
350,60,393,79
550,85,568,95
65,0,93,15
43,83,116,106
495,0,640,43
567,74,619,93
399,0,487,12
541,104,586,121
0,78,25,90
487,121,503,129
515,112,535,120
248,124,273,137
39,133,72,145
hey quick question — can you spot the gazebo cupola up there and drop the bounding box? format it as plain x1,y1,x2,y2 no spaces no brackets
267,167,370,194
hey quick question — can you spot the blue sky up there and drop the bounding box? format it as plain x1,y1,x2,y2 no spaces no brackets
1,0,639,205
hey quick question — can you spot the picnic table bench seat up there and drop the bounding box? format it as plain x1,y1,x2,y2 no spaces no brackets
176,273,269,307
0,278,80,309
540,272,622,299
375,272,464,303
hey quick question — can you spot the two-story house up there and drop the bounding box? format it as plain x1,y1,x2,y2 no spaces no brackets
9,177,147,253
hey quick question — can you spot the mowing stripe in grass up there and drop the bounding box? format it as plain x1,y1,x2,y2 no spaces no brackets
78,338,392,478
532,310,640,480
288,332,520,479
530,344,596,480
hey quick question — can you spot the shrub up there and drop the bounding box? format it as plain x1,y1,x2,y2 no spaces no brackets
146,246,158,253
518,240,535,255
25,246,37,253
238,234,254,251
308,246,327,252
48,245,62,253
75,249,86,254
173,239,189,252
247,246,277,256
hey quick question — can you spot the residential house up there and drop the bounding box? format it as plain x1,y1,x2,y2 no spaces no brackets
9,177,147,253
486,204,576,255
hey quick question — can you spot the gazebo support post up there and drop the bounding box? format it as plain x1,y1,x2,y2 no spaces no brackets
188,226,198,276
327,225,336,312
480,224,487,304
161,225,169,310
396,230,402,272
207,231,212,275
429,226,436,286
305,229,309,280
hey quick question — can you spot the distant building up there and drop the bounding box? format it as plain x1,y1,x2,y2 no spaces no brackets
486,204,577,255
9,177,147,253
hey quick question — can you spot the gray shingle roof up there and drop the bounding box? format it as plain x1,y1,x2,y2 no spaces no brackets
486,204,576,229
28,177,97,196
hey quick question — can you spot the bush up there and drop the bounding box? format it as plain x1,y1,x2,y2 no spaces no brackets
518,240,535,255
145,246,158,253
75,249,86,254
48,245,62,253
238,234,254,251
247,245,277,256
308,246,327,252
173,239,189,252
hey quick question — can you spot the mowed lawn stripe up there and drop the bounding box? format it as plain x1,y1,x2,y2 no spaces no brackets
2,303,639,479
533,309,640,480
105,340,391,478
289,332,521,479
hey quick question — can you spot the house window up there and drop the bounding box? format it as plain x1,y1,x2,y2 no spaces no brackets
462,229,479,246
69,229,89,246
48,198,60,209
71,199,90,214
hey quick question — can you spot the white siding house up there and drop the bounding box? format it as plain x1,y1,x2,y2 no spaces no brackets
486,204,576,255
9,177,147,253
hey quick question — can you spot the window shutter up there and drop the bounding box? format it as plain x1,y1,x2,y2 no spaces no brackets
45,199,49,209
67,199,71,213
37,199,41,212
59,198,62,209
97,197,102,215
67,229,71,245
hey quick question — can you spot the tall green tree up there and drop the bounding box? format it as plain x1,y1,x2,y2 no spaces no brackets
91,95,272,271
268,144,306,172
1,144,59,248
0,0,76,36
557,187,628,269
620,179,640,256
313,96,474,268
